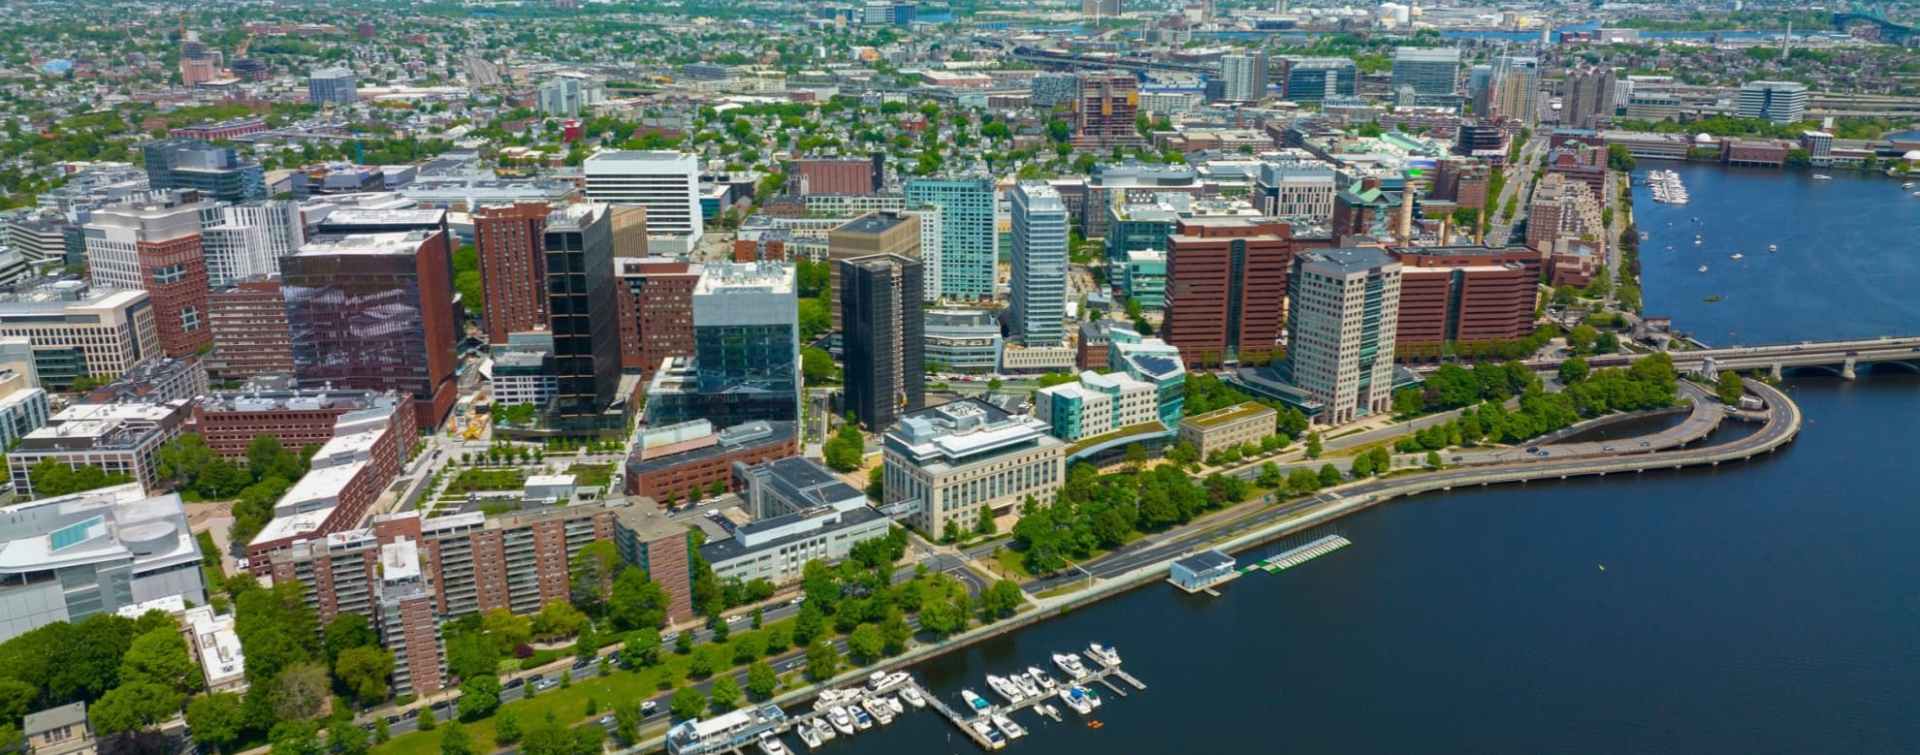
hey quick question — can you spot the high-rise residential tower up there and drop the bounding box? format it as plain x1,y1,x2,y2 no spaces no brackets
839,254,925,430
904,178,996,301
1010,183,1068,347
473,202,550,344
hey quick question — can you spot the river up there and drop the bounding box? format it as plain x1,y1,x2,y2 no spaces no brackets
804,166,1920,754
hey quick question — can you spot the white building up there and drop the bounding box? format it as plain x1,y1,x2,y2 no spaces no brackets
5,400,192,497
1256,161,1337,222
198,201,303,286
0,284,159,385
1282,248,1401,425
0,484,206,641
1738,80,1808,125
584,151,703,255
1010,182,1068,347
1220,52,1270,102
537,73,606,117
905,204,943,302
883,399,1066,537
82,198,206,292
183,605,247,693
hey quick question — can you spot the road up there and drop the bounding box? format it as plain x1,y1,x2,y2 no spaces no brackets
1486,133,1546,248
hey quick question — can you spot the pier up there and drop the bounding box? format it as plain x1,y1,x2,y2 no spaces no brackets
922,658,1145,751
1250,535,1351,573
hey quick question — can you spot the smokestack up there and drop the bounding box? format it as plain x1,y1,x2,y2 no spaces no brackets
1396,189,1415,245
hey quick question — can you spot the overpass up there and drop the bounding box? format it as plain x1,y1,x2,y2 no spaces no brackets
1833,12,1916,44
1009,45,1215,75
1504,335,1920,381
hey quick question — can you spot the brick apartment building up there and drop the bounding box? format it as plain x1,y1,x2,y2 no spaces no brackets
473,202,550,343
206,278,293,381
614,257,702,376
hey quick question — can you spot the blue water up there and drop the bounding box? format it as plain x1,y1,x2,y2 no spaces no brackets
809,167,1920,754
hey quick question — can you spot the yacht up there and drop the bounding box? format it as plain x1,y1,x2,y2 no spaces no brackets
1698,265,1709,273
1027,666,1058,692
1012,673,1041,699
827,707,856,737
1052,653,1089,678
970,720,1007,750
1730,253,1744,260
1903,181,1915,189
1083,687,1104,709
1813,174,1832,180
861,698,893,725
986,674,1025,703
815,718,836,743
794,723,820,751
962,689,992,713
850,705,873,730
1058,687,1093,715
756,734,789,755
1768,243,1778,252
899,686,926,708
991,714,1028,740
1087,643,1121,667
866,671,889,691
884,696,904,716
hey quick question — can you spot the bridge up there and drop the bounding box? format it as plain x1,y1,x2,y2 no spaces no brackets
1009,45,1215,75
1509,335,1920,382
1833,12,1916,44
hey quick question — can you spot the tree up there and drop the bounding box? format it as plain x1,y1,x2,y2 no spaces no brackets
880,609,913,655
670,686,707,719
247,435,308,484
1426,450,1443,469
1256,462,1283,488
709,675,742,712
335,647,395,706
805,638,840,681
120,624,201,695
1716,371,1746,405
609,567,670,631
847,624,884,664
569,540,621,615
268,663,330,721
1318,464,1343,487
1558,357,1590,385
613,702,643,745
457,675,500,721
438,720,471,755
746,661,777,699
329,717,371,755
531,601,587,641
982,580,1023,619
323,614,379,666
269,722,324,755
494,709,521,745
1286,468,1319,495
1568,324,1599,355
801,346,840,385
185,692,248,754
89,682,182,736
415,707,436,732
823,422,865,471
1305,432,1323,459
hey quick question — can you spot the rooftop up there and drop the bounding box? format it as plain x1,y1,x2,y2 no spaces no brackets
834,211,915,236
296,230,434,257
1299,247,1399,275
1182,401,1275,429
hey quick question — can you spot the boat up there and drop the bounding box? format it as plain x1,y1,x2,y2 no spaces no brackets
850,705,873,730
814,718,836,743
827,707,855,737
1012,673,1041,699
991,714,1028,740
986,674,1024,704
1084,687,1104,709
1768,243,1778,252
1052,653,1089,678
1057,687,1093,715
1086,643,1121,667
1705,295,1724,303
1698,265,1709,273
1036,703,1059,721
884,695,904,715
1088,720,1104,729
866,671,888,691
1813,174,1832,180
1903,182,1915,189
861,698,893,725
1027,666,1057,692
961,689,992,713
795,723,822,751
757,733,790,755
970,720,1006,750
900,686,926,708
1729,253,1744,260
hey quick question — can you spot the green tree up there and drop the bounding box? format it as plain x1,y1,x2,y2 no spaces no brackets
1426,450,1443,469
609,566,670,631
88,682,182,736
670,686,707,719
415,707,436,732
1305,432,1324,459
982,580,1023,619
334,646,395,706
1318,464,1343,487
1558,357,1591,385
612,701,643,745
823,422,866,471
847,624,884,664
494,709,521,745
568,540,621,615
709,675,742,712
457,675,500,721
323,614,378,666
120,624,202,695
438,720,470,755
185,692,248,754
1716,371,1746,405
805,638,840,681
329,717,371,755
746,661,777,699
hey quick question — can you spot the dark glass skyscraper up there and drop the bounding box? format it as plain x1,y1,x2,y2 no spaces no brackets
142,139,266,203
839,254,925,430
540,204,621,434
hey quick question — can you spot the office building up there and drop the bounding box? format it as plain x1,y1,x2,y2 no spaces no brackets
244,397,416,565
624,419,797,503
1034,370,1160,442
473,202,550,344
643,263,800,428
1738,80,1809,125
191,387,405,458
1525,173,1603,252
6,400,192,497
1220,52,1270,102
788,157,884,196
82,357,207,405
1255,161,1337,221
1122,249,1166,310
198,201,303,286
1177,402,1276,459
205,279,293,381
308,67,358,106
488,330,557,410
1163,218,1293,368
924,309,1001,373
734,456,866,520
1281,248,1401,424
1010,183,1068,347
1563,66,1618,129
0,371,49,452
827,212,920,331
84,197,213,358
1467,64,1494,114
283,230,458,431
882,399,1066,538
614,257,701,376
539,203,621,434
1031,73,1081,108
1392,247,1538,356
1109,328,1187,427
536,73,605,117
1489,56,1541,124
0,284,158,391
1278,57,1357,102
1391,47,1461,96
1073,73,1146,149
583,151,702,255
904,178,996,301
142,140,266,203
840,254,925,430
0,484,205,641
610,205,649,257
703,501,890,587
1082,0,1121,16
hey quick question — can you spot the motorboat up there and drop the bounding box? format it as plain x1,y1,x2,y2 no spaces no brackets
884,695,904,715
795,722,822,751
866,671,889,691
962,689,992,713
1012,673,1041,699
1087,643,1121,667
1698,265,1709,273
861,698,893,725
850,705,873,730
1057,687,1093,715
1813,174,1832,180
1052,653,1089,678
1729,253,1744,260
1027,666,1058,692
970,720,1006,750
757,733,789,755
1084,687,1104,709
991,714,1028,740
986,674,1025,703
827,707,856,737
1768,244,1778,252
900,686,926,708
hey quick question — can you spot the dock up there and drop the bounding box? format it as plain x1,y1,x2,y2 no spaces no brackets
1250,534,1350,573
924,659,1145,751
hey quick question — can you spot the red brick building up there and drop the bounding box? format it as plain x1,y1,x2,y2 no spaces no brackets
207,278,293,381
245,396,418,567
1546,144,1607,201
788,157,882,195
473,202,550,344
1392,246,1540,358
1163,218,1293,368
192,388,409,458
83,198,214,358
1073,73,1146,150
624,420,797,503
614,257,701,376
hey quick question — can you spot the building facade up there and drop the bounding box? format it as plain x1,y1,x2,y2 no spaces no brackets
1010,183,1068,347
540,204,621,434
583,151,703,255
903,178,996,301
6,401,192,497
924,309,1001,373
1391,47,1461,96
473,202,550,344
840,254,925,430
883,400,1066,537
1738,80,1808,124
1073,73,1145,150
1392,246,1540,357
1177,402,1276,458
308,67,358,106
84,197,214,358
206,278,293,382
0,285,158,391
1163,218,1293,368
614,257,701,377
624,420,798,504
1282,248,1401,424
142,141,265,203
0,485,205,641
1034,370,1160,441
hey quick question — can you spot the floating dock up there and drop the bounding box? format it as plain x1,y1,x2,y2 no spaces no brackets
925,658,1144,751
1247,534,1352,574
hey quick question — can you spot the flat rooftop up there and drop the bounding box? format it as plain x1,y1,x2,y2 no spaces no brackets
296,230,432,257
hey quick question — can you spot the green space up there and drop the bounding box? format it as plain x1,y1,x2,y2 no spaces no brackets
1183,402,1272,429
564,464,614,489
1064,422,1167,456
446,469,527,495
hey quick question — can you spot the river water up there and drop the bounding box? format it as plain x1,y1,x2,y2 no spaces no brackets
809,166,1920,754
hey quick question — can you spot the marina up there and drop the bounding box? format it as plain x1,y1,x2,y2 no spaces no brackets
1648,169,1690,204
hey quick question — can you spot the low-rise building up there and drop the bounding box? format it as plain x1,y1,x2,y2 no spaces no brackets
6,401,192,497
192,387,406,459
999,343,1075,374
701,503,891,587
82,357,208,405
0,484,205,641
883,399,1066,537
1035,371,1162,442
624,420,798,503
1122,249,1167,310
733,456,866,520
1169,549,1235,593
23,703,96,755
183,605,247,693
1177,402,1276,458
923,309,1002,373
245,398,416,567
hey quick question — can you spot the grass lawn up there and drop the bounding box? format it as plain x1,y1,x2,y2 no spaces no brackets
565,463,614,489
989,547,1035,581
446,468,527,494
